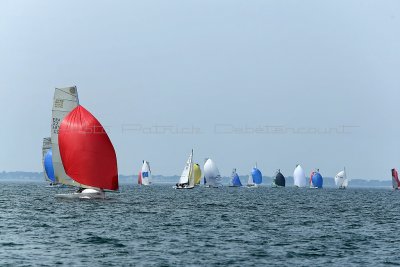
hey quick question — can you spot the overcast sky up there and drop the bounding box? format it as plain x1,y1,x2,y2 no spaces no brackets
0,0,399,179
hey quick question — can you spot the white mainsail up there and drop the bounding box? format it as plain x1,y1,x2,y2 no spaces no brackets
42,137,52,183
178,150,194,187
204,158,221,187
51,86,83,187
293,164,307,187
247,173,254,186
141,161,152,186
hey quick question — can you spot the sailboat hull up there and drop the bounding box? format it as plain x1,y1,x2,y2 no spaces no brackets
174,185,195,190
55,189,105,199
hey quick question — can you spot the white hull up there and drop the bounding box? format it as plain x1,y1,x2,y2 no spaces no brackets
45,183,65,188
174,185,195,190
204,185,219,188
55,189,105,199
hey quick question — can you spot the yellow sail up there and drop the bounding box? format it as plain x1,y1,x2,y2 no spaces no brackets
193,163,202,185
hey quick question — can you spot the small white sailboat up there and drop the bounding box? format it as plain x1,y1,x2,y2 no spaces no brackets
138,161,152,186
247,173,255,187
203,158,222,188
175,150,195,189
335,167,349,189
293,164,307,187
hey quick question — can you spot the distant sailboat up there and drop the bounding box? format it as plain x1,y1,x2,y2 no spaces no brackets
247,164,262,187
193,163,202,186
272,169,285,187
176,150,195,189
204,158,222,188
42,137,56,186
229,168,242,187
55,105,119,199
335,167,349,189
310,169,323,189
139,161,152,186
293,164,307,187
392,168,400,190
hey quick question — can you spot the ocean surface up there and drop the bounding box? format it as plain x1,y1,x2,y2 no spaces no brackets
1,182,399,266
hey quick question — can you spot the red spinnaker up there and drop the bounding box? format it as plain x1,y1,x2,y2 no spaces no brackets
309,171,315,185
392,169,400,187
138,171,142,185
59,105,118,191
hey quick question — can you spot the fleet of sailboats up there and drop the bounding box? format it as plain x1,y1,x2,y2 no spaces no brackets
39,87,400,194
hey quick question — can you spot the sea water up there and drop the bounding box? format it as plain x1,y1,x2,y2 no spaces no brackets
0,182,399,266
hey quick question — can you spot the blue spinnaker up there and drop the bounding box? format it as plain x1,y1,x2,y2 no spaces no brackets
231,173,242,186
251,168,262,185
312,172,323,188
44,149,56,183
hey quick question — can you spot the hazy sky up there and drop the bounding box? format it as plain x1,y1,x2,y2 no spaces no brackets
0,0,399,179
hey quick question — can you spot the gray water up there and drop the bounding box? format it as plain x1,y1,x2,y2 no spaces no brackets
0,182,399,266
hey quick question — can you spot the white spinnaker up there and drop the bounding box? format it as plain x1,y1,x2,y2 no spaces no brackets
51,86,83,187
335,171,345,187
179,151,193,185
141,161,152,185
293,165,306,187
204,158,221,187
342,168,349,188
42,137,52,183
